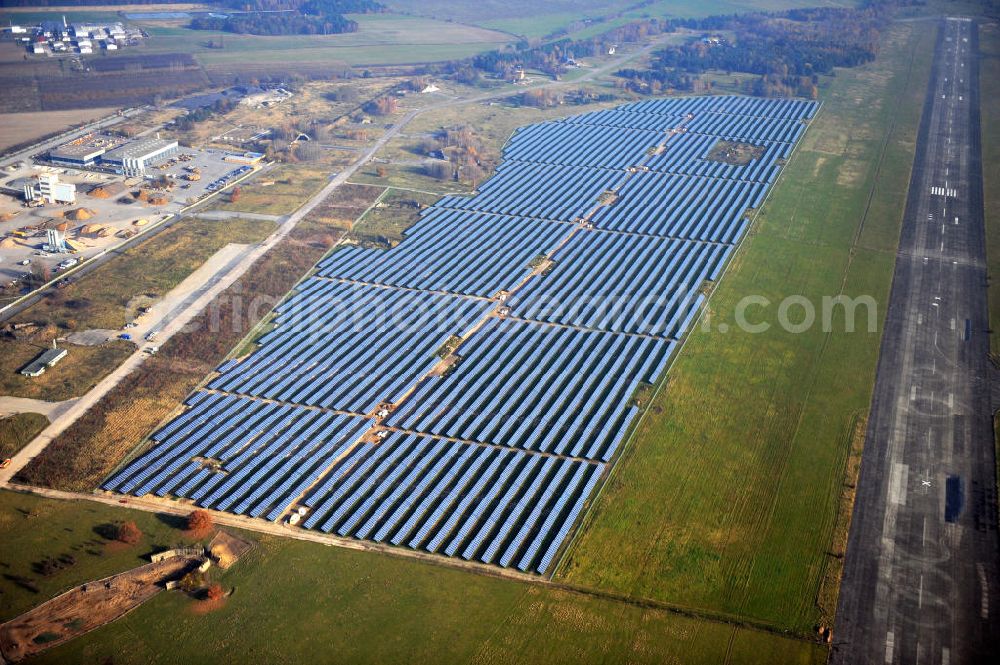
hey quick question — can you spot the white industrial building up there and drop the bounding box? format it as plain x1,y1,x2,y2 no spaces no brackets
102,136,179,176
24,173,76,204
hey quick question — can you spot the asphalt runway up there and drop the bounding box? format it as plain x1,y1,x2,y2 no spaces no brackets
832,17,1000,664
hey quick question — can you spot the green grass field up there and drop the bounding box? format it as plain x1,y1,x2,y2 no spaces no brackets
558,19,935,634
133,13,512,67
981,21,1000,355
0,413,48,459
389,0,857,39
0,490,825,664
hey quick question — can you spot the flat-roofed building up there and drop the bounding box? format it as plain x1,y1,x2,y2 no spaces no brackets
49,137,112,166
20,347,68,377
102,136,179,176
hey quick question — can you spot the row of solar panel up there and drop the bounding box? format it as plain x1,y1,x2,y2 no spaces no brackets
385,318,673,461
503,122,666,169
622,95,818,121
645,132,792,183
506,229,728,336
588,170,764,240
316,209,574,298
208,282,491,414
436,162,627,222
500,117,792,183
105,399,605,576
564,98,814,142
302,433,603,574
104,394,372,523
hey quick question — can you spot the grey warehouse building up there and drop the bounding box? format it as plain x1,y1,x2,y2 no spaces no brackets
102,137,179,176
48,142,109,167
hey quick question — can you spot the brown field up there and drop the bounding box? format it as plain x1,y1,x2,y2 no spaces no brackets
0,108,118,152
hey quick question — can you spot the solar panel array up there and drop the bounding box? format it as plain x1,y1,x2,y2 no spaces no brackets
105,95,815,575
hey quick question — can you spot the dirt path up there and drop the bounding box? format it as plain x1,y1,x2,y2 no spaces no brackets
0,396,76,421
0,555,201,663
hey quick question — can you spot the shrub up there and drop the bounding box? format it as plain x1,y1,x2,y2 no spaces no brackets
116,521,142,545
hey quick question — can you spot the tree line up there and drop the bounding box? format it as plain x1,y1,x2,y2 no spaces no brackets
189,0,383,36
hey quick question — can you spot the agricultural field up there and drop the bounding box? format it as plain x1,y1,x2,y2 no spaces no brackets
388,0,858,39
558,19,935,634
137,14,513,66
0,11,511,112
0,217,273,402
0,490,825,665
103,93,815,579
0,108,118,153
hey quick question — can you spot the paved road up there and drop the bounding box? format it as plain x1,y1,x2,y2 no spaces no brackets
833,18,1000,664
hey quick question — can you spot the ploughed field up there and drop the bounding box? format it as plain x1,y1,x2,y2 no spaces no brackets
103,96,815,575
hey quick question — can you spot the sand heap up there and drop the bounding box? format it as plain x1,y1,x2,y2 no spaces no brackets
88,182,126,199
80,223,113,237
65,208,96,221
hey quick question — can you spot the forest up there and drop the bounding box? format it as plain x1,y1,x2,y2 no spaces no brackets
459,1,912,98
188,1,383,36
621,7,889,97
